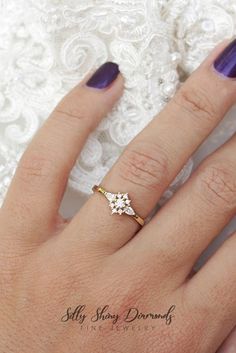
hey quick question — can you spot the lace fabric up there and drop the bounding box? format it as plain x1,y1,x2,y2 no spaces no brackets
0,0,236,206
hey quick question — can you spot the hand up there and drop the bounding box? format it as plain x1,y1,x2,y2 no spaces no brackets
0,40,236,353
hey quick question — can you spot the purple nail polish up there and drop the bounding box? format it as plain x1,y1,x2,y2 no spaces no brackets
86,62,120,89
214,39,236,78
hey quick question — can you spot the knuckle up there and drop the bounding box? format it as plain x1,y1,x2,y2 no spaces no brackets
54,103,92,130
196,162,236,209
174,85,217,126
55,106,85,122
17,151,55,188
118,141,170,191
97,271,147,318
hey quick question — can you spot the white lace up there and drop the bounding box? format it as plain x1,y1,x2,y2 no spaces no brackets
0,0,236,206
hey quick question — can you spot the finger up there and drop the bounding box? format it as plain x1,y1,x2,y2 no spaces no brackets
2,62,124,245
67,39,236,253
184,232,236,351
126,132,236,281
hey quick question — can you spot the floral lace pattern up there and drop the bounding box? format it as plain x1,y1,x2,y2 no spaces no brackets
0,0,236,206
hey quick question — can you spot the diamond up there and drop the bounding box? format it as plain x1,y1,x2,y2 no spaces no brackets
125,207,135,216
106,192,116,202
116,198,126,208
107,191,132,216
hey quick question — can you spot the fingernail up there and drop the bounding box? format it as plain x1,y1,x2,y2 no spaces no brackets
86,62,120,89
214,39,236,78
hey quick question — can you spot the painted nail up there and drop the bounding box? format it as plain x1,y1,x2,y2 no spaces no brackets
86,62,120,89
214,39,236,78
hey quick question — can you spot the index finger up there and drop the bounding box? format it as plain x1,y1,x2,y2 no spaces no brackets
1,62,124,245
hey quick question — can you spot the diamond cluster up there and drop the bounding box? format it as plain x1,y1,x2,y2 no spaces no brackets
105,192,135,216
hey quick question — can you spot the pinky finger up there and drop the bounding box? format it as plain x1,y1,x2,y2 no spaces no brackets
185,232,236,351
217,326,236,353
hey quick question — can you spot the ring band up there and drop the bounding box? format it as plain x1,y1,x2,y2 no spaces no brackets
92,185,145,227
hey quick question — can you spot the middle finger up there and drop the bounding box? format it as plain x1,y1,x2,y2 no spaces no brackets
67,40,236,253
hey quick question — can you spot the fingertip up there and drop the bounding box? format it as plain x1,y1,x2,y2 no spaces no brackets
81,62,123,91
202,38,234,69
78,62,125,106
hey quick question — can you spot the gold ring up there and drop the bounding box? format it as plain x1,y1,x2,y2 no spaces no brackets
92,185,145,227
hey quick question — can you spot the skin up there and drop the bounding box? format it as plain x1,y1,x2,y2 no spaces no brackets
0,40,235,353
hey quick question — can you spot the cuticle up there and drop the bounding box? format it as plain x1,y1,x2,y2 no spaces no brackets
211,63,236,82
